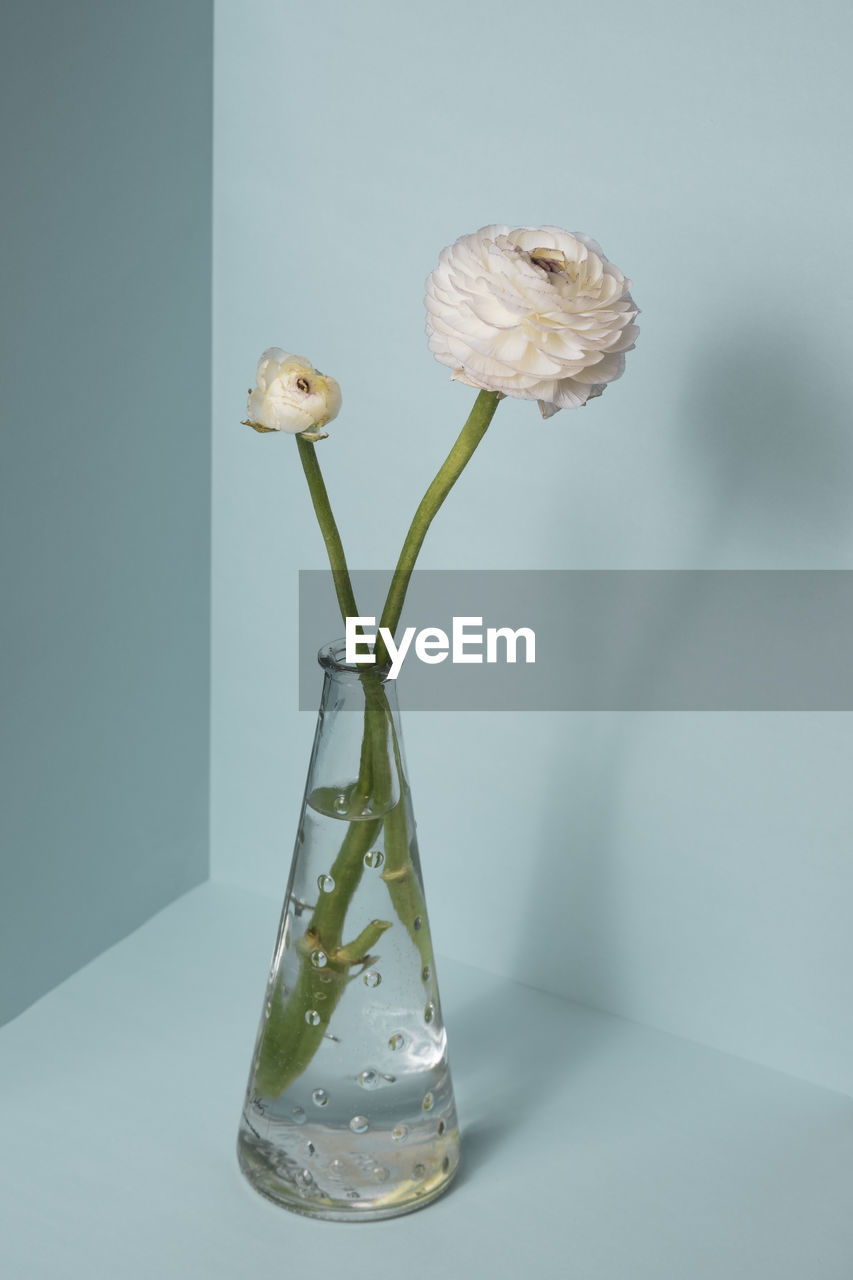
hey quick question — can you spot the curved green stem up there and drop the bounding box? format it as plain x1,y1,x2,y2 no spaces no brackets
376,390,501,664
380,722,434,976
296,434,358,625
253,683,396,1099
254,393,501,1100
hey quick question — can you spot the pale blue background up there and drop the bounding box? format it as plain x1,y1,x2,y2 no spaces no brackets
212,0,853,1094
0,0,212,1022
2,4,853,1274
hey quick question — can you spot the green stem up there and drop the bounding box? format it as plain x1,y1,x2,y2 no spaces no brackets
295,434,358,625
376,389,501,664
254,678,396,1099
255,393,501,1099
380,723,434,977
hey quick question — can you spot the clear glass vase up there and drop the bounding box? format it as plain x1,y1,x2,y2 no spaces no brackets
237,641,459,1220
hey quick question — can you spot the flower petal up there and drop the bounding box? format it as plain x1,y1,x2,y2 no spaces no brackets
244,352,342,436
425,225,637,416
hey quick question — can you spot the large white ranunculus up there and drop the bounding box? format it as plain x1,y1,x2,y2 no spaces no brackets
425,225,639,417
244,348,342,440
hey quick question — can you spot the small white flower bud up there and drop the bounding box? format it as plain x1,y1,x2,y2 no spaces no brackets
243,348,342,440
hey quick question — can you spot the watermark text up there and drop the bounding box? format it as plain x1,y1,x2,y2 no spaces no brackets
346,616,536,680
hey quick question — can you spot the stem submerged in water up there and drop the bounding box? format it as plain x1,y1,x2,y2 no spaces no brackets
254,670,397,1099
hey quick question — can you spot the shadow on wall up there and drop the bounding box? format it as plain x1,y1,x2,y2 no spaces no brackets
516,326,853,1029
680,330,853,558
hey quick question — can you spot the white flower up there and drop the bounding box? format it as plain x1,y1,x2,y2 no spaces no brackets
425,225,639,417
243,349,342,440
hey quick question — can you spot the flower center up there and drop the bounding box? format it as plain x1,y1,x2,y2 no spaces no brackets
529,247,571,277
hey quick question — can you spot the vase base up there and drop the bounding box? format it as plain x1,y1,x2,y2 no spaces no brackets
237,1122,460,1221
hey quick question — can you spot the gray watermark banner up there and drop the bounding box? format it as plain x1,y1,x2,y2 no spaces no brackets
298,570,853,711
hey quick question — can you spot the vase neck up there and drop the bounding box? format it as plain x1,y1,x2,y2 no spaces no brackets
311,638,402,818
317,639,395,706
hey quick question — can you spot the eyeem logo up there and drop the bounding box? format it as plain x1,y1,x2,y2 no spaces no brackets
345,616,536,680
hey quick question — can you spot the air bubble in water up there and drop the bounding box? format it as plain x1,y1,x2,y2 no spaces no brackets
334,793,348,815
422,1092,434,1111
312,1088,328,1107
357,1070,379,1089
364,849,384,869
363,970,381,988
305,1009,321,1026
372,1166,390,1183
310,950,327,969
424,1001,435,1024
391,1125,408,1143
291,1106,306,1125
388,1033,405,1051
318,874,335,893
349,1116,369,1134
329,1158,344,1179
412,1163,426,1178
422,964,431,982
413,916,423,931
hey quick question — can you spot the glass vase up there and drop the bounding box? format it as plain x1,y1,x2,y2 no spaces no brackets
237,641,459,1220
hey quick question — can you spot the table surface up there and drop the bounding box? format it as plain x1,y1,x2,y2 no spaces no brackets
1,881,851,1280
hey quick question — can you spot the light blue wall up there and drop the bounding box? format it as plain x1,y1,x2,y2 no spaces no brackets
0,1,213,1024
212,0,853,1093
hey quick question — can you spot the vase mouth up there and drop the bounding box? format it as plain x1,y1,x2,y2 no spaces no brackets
317,638,391,678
